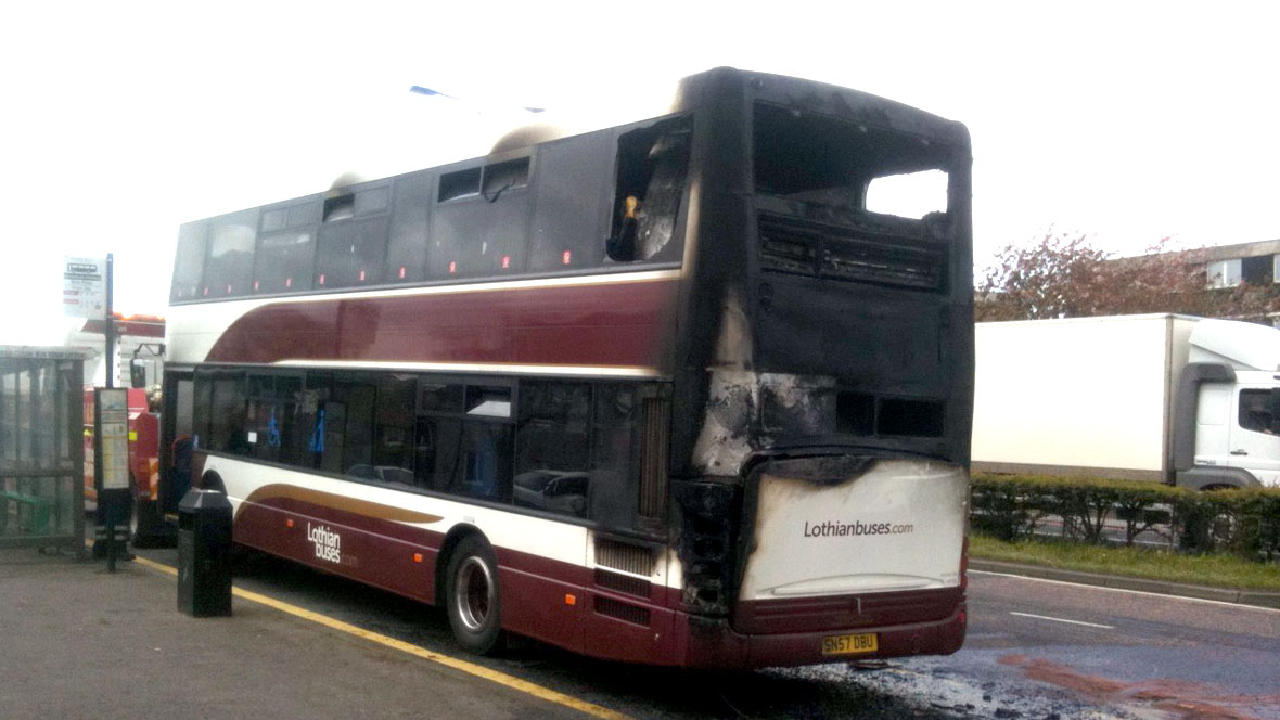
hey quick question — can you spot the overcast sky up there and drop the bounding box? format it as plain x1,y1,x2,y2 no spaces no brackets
3,0,1278,344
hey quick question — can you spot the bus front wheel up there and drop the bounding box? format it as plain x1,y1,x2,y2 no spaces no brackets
445,535,504,655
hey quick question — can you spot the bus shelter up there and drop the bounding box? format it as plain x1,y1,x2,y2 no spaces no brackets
0,347,85,550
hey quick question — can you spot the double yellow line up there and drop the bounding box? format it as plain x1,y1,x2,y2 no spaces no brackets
133,556,630,720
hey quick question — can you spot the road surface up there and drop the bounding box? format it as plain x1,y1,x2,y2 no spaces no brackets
196,549,1280,719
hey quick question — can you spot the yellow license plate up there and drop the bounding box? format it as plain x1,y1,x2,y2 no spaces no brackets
821,632,879,656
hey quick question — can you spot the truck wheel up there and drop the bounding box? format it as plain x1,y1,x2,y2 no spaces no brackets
445,535,504,655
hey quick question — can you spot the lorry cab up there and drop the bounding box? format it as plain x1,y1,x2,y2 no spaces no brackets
1192,374,1280,488
1181,319,1280,489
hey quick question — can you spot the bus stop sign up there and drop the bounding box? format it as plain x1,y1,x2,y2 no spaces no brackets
63,257,106,319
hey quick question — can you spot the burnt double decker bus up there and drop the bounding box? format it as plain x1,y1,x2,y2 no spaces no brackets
158,67,973,668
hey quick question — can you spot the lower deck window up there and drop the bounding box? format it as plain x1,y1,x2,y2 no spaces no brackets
416,418,513,501
191,370,653,522
516,382,591,516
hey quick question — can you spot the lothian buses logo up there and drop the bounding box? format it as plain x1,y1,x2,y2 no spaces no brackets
307,522,343,564
803,520,914,537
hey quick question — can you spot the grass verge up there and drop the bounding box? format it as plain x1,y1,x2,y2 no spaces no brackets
970,533,1280,592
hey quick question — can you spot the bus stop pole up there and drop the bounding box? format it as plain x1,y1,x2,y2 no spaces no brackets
104,253,114,389
104,254,116,572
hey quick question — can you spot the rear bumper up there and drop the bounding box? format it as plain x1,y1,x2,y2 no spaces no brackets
673,601,967,669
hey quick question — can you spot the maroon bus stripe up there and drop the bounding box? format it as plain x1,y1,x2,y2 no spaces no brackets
205,278,680,371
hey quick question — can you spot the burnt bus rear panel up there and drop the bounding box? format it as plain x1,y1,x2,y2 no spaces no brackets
667,69,973,654
674,70,972,471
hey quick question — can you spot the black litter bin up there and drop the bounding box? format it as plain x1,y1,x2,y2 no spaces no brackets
177,489,233,617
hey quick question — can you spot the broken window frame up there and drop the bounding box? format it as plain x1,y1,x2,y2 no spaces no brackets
606,114,693,263
751,101,955,219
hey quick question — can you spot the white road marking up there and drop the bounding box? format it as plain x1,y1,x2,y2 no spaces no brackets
1008,612,1114,629
970,569,1280,614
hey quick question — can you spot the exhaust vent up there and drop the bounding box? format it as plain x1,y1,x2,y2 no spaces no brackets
593,596,651,626
594,568,652,598
593,537,655,577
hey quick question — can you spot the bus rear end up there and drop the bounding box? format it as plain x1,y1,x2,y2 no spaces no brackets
727,457,968,665
670,444,970,669
667,69,972,668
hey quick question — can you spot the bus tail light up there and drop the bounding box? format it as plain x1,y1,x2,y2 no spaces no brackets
562,250,572,265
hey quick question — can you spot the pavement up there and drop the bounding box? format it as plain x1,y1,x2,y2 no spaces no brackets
0,546,588,720
970,557,1280,609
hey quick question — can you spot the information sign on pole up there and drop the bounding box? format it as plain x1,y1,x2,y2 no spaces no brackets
63,256,106,319
96,388,130,491
94,387,133,571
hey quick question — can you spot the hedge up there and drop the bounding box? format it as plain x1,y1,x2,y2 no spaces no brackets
971,472,1280,560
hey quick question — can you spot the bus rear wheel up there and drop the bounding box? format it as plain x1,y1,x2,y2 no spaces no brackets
445,535,504,655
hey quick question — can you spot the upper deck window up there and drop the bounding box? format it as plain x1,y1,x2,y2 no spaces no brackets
203,209,258,297
254,231,315,294
262,208,287,233
288,202,321,228
315,215,388,288
752,102,950,218
606,116,691,262
324,187,389,223
482,158,529,200
355,187,389,216
170,222,207,301
323,193,356,222
438,167,481,202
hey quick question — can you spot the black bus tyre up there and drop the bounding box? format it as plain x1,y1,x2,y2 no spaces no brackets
445,535,504,655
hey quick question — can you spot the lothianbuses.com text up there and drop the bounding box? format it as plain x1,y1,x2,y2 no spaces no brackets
802,520,915,538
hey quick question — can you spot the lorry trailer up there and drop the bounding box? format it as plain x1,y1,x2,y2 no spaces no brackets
972,313,1280,488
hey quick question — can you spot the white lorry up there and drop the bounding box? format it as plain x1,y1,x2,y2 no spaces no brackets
972,313,1280,488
